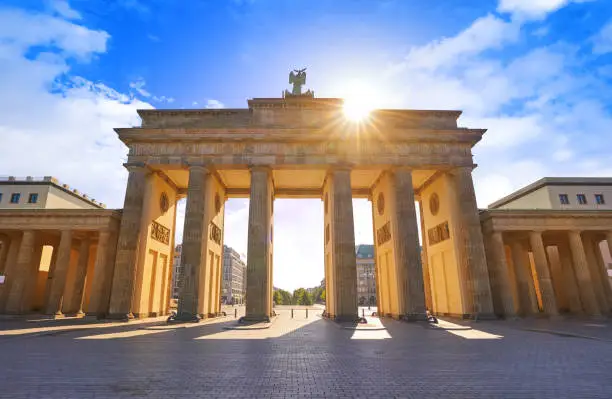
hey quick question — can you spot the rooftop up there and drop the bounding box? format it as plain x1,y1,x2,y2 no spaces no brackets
0,176,106,208
488,177,612,209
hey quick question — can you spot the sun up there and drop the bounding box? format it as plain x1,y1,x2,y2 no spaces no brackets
343,97,373,121
341,80,379,122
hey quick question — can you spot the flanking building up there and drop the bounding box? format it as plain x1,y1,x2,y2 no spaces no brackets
355,244,376,306
476,177,612,318
221,245,246,305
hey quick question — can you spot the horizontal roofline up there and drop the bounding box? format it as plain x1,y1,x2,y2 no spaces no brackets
488,177,612,209
0,176,106,208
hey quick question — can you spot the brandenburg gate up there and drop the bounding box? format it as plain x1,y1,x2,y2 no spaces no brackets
106,70,497,322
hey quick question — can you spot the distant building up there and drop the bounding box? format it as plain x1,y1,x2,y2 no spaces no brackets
171,244,183,299
222,245,246,304
0,175,106,286
0,175,105,209
355,244,376,306
489,177,612,277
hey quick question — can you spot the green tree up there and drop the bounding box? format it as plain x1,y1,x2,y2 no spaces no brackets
320,289,325,303
273,290,282,305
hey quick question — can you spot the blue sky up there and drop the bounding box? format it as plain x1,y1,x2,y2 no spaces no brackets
1,0,611,291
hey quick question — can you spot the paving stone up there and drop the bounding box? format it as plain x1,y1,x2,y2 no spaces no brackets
0,310,611,398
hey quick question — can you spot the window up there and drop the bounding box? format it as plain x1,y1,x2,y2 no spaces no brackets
559,194,569,205
0,193,2,203
595,194,605,205
28,193,38,204
10,193,20,204
577,194,587,205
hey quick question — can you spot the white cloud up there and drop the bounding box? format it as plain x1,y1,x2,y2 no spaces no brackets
390,14,520,75
49,0,81,20
0,7,151,208
498,0,593,20
592,19,612,54
0,8,108,59
129,78,151,97
205,99,224,109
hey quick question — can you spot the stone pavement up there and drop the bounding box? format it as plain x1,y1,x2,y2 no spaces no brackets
1,309,611,398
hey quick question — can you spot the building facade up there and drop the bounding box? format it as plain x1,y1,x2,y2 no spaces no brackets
355,244,376,306
222,245,246,305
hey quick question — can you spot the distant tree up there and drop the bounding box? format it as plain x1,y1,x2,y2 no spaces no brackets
320,289,326,302
273,290,282,305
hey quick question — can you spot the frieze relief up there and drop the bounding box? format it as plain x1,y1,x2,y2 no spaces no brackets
130,141,472,159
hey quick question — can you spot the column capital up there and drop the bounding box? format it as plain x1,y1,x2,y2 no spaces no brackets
447,165,476,176
327,162,354,173
185,162,211,172
248,164,272,173
122,162,148,172
388,166,415,174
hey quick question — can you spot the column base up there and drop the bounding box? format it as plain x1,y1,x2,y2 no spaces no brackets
468,312,498,321
106,312,134,322
241,315,270,323
334,314,362,323
400,313,428,322
168,312,201,323
84,313,103,321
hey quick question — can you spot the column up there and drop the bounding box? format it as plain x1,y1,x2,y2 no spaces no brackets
107,164,148,319
330,168,358,321
449,167,495,318
510,240,536,315
5,231,37,314
370,198,381,314
488,232,516,317
0,235,20,311
86,231,110,318
68,236,91,315
529,231,558,316
418,200,433,311
45,230,72,316
557,243,582,314
595,235,612,307
245,166,273,322
583,236,609,313
176,165,210,322
0,235,10,275
568,231,600,316
391,169,426,320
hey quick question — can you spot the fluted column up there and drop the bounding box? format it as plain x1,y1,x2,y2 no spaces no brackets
0,235,10,275
568,231,600,316
177,165,210,321
5,231,37,314
488,232,516,317
449,167,495,318
107,164,149,319
510,240,536,315
557,243,583,314
418,200,433,311
595,236,612,307
245,166,273,322
529,231,558,316
0,235,20,311
69,236,91,315
45,230,72,316
391,169,426,320
584,236,609,313
86,231,111,318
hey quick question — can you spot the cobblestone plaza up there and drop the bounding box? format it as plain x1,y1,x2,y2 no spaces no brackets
1,308,611,398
